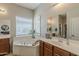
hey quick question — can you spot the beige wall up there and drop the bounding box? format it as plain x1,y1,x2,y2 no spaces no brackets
34,3,59,37
0,19,10,31
0,4,33,33
0,3,34,49
0,3,79,40
34,4,50,37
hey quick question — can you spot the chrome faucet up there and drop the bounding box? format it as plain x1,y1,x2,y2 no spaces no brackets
32,30,35,38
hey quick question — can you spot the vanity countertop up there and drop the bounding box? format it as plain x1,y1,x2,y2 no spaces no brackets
0,34,10,39
40,37,79,56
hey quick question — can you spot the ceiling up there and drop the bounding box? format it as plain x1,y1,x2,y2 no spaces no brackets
16,3,40,10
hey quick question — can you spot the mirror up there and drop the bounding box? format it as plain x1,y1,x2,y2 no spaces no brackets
59,14,67,38
46,4,79,41
58,13,79,41
46,17,52,39
48,13,79,41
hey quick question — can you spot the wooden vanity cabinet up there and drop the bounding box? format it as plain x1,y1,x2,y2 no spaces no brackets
39,40,77,56
39,41,54,56
0,38,10,55
43,42,54,56
54,46,70,56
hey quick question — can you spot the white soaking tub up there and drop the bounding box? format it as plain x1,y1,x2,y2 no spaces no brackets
13,36,39,56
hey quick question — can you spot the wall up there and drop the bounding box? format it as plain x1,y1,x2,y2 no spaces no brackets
34,3,59,37
34,3,79,39
0,3,33,34
0,3,34,51
1,3,79,42
0,19,10,31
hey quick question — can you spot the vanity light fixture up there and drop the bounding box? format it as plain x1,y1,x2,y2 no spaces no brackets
0,8,7,14
51,3,64,9
48,19,51,24
48,16,52,24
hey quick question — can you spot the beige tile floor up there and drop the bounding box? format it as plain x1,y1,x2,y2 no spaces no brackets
4,53,17,56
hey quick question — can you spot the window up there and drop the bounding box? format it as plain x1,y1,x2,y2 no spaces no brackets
34,16,41,36
16,16,32,36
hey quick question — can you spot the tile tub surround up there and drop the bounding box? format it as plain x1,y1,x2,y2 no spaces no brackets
13,36,39,46
13,37,40,56
39,37,79,56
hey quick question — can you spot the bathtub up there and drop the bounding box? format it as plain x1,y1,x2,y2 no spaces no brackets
13,36,39,56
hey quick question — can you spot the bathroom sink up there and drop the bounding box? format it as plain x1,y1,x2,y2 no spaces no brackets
51,37,66,45
51,37,79,47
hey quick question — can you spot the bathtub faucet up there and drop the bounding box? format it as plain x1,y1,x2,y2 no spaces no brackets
32,30,35,38
24,42,25,45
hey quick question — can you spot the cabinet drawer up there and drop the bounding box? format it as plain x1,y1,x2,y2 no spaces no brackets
54,47,70,56
0,38,10,55
44,42,53,50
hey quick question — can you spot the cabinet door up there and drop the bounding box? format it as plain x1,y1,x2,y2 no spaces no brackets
39,41,44,56
44,42,53,50
0,38,10,55
44,47,52,56
43,42,53,56
54,47,70,56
